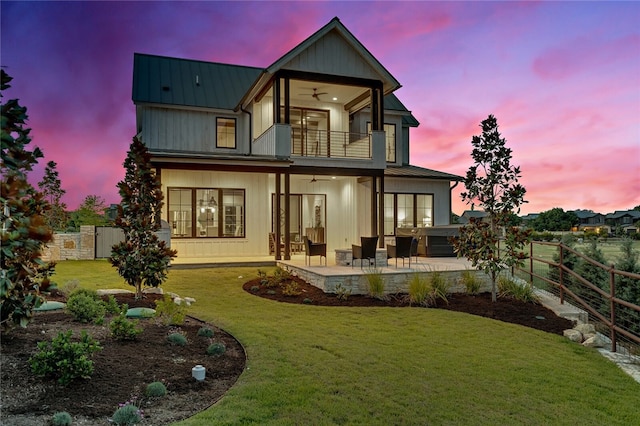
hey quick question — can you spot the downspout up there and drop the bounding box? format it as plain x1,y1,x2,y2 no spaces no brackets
450,181,460,224
241,104,252,155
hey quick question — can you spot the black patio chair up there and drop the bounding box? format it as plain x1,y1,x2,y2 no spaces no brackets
352,236,378,269
304,236,326,266
387,236,413,268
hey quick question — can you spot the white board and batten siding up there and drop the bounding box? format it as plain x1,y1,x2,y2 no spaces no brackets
283,31,380,80
161,169,270,259
140,107,250,155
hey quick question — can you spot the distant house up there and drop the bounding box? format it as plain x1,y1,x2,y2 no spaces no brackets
571,209,605,232
132,17,462,262
606,210,640,235
458,209,488,225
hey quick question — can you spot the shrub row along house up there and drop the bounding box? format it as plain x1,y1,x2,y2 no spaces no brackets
132,17,462,262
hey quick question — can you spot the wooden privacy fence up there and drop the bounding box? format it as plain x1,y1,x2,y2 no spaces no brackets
514,241,640,353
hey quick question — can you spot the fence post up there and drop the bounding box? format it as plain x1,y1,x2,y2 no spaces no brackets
559,244,564,304
609,264,617,353
529,241,534,284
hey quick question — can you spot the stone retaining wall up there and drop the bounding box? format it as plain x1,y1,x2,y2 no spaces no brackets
42,226,96,261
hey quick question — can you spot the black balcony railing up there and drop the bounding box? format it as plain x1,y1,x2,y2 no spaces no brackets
291,129,371,159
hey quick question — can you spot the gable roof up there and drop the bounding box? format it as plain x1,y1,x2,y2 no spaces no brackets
132,53,262,110
266,17,401,93
385,165,462,181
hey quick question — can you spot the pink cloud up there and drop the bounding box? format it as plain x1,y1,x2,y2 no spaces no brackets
533,34,640,80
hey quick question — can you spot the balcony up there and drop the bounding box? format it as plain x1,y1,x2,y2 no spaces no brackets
253,124,385,169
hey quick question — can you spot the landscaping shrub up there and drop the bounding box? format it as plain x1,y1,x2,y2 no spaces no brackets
51,411,73,426
429,271,450,305
206,342,226,356
408,273,430,306
166,331,187,346
365,268,386,300
155,295,186,325
29,330,102,386
460,269,481,295
498,276,539,304
197,327,214,338
65,288,105,323
145,381,167,397
103,294,122,315
334,283,351,301
109,312,142,341
281,281,302,296
111,403,142,425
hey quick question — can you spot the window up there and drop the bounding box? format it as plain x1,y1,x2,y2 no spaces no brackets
382,193,434,235
216,118,236,148
367,123,396,162
168,187,244,238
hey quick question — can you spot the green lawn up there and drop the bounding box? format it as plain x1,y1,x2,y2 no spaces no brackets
53,261,639,425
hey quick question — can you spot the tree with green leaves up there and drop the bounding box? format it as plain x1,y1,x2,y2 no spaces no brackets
38,160,67,231
67,194,110,231
110,137,176,299
529,207,578,232
1,70,56,331
452,114,530,302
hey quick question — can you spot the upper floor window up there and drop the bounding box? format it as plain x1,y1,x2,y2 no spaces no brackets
367,123,396,162
217,118,236,148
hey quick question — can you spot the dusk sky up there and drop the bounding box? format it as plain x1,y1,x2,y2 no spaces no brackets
2,1,638,215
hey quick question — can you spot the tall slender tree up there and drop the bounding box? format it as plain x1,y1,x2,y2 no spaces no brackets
38,160,67,231
110,137,176,299
1,70,55,331
452,115,530,301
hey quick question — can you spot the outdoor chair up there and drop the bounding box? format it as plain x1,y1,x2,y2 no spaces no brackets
269,232,284,256
304,236,326,266
352,236,378,268
387,236,413,268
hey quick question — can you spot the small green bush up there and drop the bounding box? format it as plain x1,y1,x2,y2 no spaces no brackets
111,403,142,425
429,271,450,305
155,295,186,326
365,268,386,300
281,281,302,296
145,381,167,397
408,273,430,306
197,327,214,338
51,411,73,426
498,276,539,303
460,269,481,295
59,280,79,297
250,285,260,293
206,342,226,356
334,283,351,301
303,298,313,304
29,330,102,386
167,331,187,346
66,288,105,323
109,313,143,341
103,294,122,315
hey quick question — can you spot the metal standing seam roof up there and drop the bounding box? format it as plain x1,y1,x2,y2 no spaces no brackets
132,53,263,110
385,165,463,181
132,53,419,125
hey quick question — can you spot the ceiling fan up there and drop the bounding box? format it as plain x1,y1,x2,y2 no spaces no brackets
300,88,328,101
309,175,331,183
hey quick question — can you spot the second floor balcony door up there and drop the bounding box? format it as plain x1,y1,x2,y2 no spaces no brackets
289,107,329,157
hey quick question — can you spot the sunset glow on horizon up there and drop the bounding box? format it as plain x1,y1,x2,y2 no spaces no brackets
2,1,638,216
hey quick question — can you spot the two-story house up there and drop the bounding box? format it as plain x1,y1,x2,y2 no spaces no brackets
132,17,462,262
